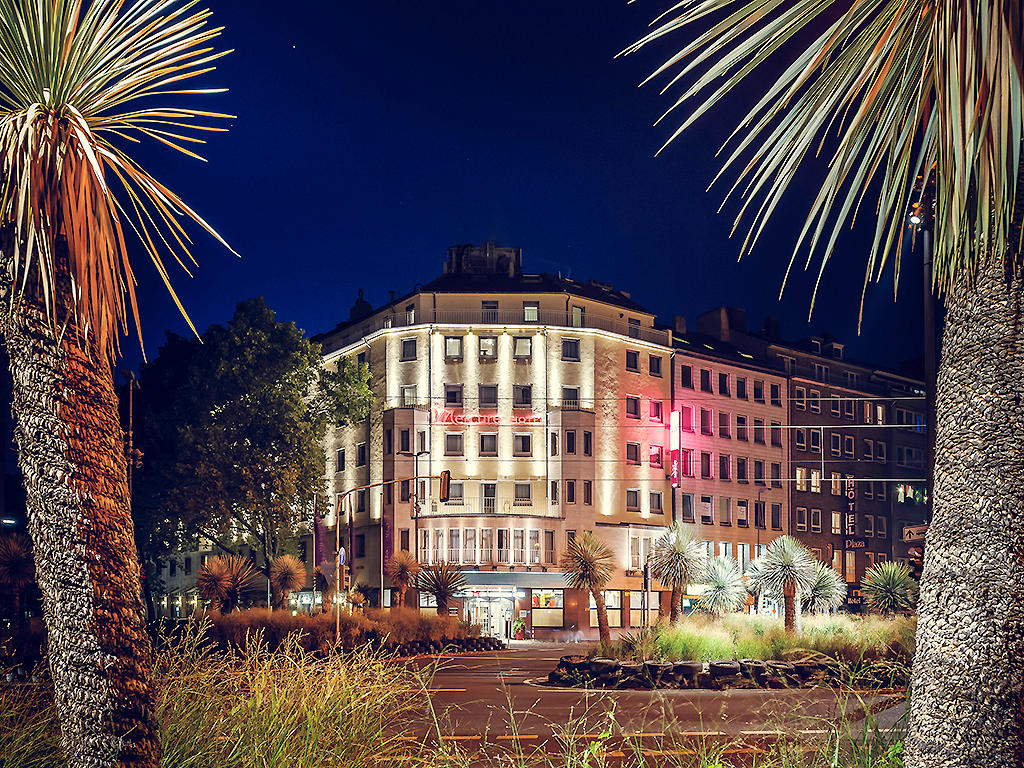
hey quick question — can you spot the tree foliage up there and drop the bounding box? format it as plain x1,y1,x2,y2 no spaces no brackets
196,555,260,614
862,560,917,616
416,562,467,615
386,552,421,608
133,298,371,574
803,562,848,614
699,555,747,615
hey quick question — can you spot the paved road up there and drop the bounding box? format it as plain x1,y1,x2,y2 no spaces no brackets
383,643,901,762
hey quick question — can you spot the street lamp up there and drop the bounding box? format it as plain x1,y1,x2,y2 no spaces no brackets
908,182,936,514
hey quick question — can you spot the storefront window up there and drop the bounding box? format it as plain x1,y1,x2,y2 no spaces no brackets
627,591,659,626
590,590,623,628
531,589,564,627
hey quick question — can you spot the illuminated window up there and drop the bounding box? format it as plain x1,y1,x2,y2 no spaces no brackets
810,469,822,493
626,350,640,372
400,337,417,361
831,472,841,495
478,336,497,359
626,442,641,465
832,511,841,534
562,338,580,361
513,336,532,359
444,336,463,360
650,445,663,467
523,301,539,322
795,466,808,492
650,400,663,422
533,589,563,627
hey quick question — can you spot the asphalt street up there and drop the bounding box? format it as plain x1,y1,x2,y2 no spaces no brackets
381,643,902,763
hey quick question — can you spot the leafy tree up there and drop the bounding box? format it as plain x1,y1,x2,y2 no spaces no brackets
386,552,421,608
561,532,616,644
0,1,233,763
699,556,747,616
803,563,848,615
748,537,816,634
862,561,917,617
134,298,371,590
416,562,467,615
625,4,1024,762
196,556,260,614
649,523,706,622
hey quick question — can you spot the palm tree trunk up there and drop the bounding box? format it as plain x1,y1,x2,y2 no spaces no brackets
782,583,795,633
669,586,680,623
906,254,1024,768
593,589,611,644
0,300,159,767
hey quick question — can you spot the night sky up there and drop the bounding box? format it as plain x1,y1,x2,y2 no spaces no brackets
125,0,926,372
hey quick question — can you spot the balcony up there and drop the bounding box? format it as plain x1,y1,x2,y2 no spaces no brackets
428,497,548,517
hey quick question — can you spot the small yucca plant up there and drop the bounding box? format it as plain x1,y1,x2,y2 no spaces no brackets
699,556,747,616
649,522,706,622
862,561,917,616
561,532,617,643
386,551,421,608
416,562,467,615
749,536,816,634
802,562,848,614
196,555,258,614
269,555,306,609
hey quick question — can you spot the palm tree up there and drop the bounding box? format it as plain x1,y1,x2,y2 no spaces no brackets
0,533,34,623
386,551,421,608
416,562,467,615
748,537,816,634
0,2,232,765
561,532,616,644
269,555,307,609
862,561,917,617
624,3,1023,765
803,563,848,615
196,556,259,615
649,522,706,622
699,556,747,616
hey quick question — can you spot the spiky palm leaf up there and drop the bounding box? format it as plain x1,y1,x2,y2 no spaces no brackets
861,560,917,615
416,561,467,613
269,554,306,603
623,0,1023,316
0,0,235,358
196,554,257,613
802,562,847,614
0,532,34,590
744,556,765,596
649,522,707,591
386,551,421,593
751,536,817,598
560,532,616,592
699,555,747,615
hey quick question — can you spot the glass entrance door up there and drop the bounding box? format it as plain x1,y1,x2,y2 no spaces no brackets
467,595,515,638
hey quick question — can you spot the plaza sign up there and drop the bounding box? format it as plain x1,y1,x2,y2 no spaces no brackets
433,408,542,425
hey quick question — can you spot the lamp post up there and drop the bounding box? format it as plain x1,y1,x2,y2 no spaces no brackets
909,184,936,514
398,450,430,563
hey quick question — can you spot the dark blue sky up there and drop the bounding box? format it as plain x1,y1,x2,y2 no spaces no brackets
127,0,925,371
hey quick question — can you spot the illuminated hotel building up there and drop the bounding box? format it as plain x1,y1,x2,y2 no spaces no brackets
316,244,790,638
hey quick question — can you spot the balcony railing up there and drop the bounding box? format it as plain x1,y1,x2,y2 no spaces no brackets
323,307,672,352
427,497,547,517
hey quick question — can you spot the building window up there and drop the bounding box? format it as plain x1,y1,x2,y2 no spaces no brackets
550,480,559,504
626,489,640,511
864,515,875,537
444,336,463,360
719,454,731,480
813,363,830,383
590,590,623,629
830,433,842,456
650,445,664,468
650,491,663,513
680,365,694,388
736,457,748,482
444,433,464,456
680,448,694,477
583,481,593,505
896,446,925,468
754,460,765,485
736,415,748,441
770,421,782,447
700,369,713,393
718,372,731,396
513,336,532,360
533,588,563,627
754,501,766,528
794,386,806,410
845,550,856,582
550,432,559,456
513,385,532,408
831,396,841,416
796,507,807,531
562,386,580,409
771,462,782,488
626,442,641,465
400,337,417,361
700,451,713,479
565,480,576,504
700,495,714,524
513,434,532,456
562,338,580,361
399,429,411,453
649,355,662,377
626,396,641,419
795,428,807,451
479,433,498,456
718,411,731,438
877,516,888,538
384,430,392,455
795,466,808,492
681,405,694,432
876,442,887,463
445,384,463,407
565,430,576,455
719,497,732,525
478,385,498,409
401,385,418,406
863,439,874,461
810,429,821,453
770,383,782,407
736,499,749,527
844,435,856,458
479,336,497,359
844,398,855,420
650,400,664,422
753,379,765,402
810,508,822,533
447,483,464,503
831,472,842,495
736,377,748,399
618,348,639,374
679,493,695,523
523,301,539,322
513,483,532,506
336,448,345,472
832,511,842,534
771,503,782,530
810,469,822,493
700,408,713,435
357,443,367,466
583,431,593,456
895,408,926,432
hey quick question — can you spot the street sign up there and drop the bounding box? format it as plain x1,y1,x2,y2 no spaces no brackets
903,524,928,542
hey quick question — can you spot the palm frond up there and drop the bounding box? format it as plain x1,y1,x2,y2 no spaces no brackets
750,535,816,597
269,554,306,596
802,561,847,613
196,554,257,613
560,532,616,592
624,0,1024,314
699,555,747,615
0,0,235,360
386,551,421,591
861,560,917,615
416,562,467,606
649,522,707,590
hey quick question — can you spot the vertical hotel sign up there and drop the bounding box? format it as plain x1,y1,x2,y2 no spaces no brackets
844,476,857,535
669,411,681,488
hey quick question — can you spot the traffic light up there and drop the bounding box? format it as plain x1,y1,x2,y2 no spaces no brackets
439,470,451,503
908,546,924,581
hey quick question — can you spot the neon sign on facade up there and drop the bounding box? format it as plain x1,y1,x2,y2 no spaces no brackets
432,408,543,425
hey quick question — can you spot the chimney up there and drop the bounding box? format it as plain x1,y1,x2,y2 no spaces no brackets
697,307,731,342
764,316,781,340
388,290,395,304
673,315,687,335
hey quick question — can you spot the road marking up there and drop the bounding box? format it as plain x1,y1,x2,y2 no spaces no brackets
740,729,785,736
495,734,539,740
643,750,696,756
395,736,418,741
438,735,480,741
427,688,468,693
798,729,829,734
622,732,665,738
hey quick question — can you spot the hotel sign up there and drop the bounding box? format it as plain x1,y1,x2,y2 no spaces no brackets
844,476,857,536
433,408,542,425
